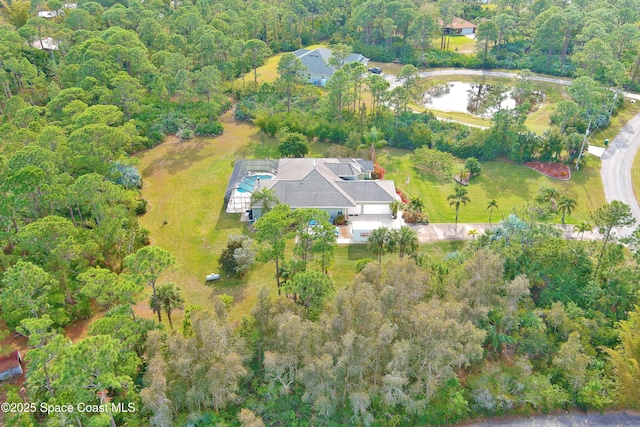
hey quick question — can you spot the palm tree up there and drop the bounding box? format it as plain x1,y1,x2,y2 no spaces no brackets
151,282,185,329
250,187,279,214
557,195,577,223
408,197,424,213
359,126,387,164
390,200,406,219
486,310,517,356
486,199,498,228
396,226,418,258
468,228,478,240
447,185,471,225
368,227,392,263
574,221,593,241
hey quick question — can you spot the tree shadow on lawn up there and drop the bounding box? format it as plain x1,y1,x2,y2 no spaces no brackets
142,138,210,177
348,243,371,260
207,274,257,310
214,205,246,231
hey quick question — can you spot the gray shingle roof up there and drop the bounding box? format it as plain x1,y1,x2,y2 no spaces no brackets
246,158,397,209
294,48,369,77
270,169,357,208
336,181,396,202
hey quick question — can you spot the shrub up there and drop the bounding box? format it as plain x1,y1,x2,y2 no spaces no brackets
219,235,256,277
195,121,223,136
372,162,385,179
396,188,409,204
135,198,148,216
465,157,481,176
356,258,374,272
278,131,309,158
403,210,430,224
411,147,455,181
334,214,346,225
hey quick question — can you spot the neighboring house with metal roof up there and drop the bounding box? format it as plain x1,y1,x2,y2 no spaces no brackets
37,3,77,18
293,48,369,86
31,37,59,51
438,17,478,35
0,350,23,381
225,158,398,222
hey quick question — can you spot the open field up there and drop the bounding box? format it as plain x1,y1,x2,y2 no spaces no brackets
384,150,604,224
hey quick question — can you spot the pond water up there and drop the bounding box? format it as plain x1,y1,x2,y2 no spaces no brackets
422,82,518,117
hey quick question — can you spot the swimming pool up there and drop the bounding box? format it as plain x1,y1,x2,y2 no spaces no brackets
236,174,274,193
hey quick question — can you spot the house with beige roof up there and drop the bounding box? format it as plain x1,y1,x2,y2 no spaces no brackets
224,158,399,223
438,17,478,35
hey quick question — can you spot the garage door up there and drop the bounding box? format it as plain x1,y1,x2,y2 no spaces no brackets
362,204,390,215
348,206,361,216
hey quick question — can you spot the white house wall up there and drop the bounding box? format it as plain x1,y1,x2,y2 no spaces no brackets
362,204,391,215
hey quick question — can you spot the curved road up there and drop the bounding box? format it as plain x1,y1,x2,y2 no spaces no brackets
391,69,640,232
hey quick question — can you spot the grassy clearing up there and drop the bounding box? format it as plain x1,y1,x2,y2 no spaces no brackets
409,101,491,128
234,44,328,86
431,35,477,53
384,152,604,224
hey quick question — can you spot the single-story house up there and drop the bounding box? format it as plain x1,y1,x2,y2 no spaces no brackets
32,37,59,51
293,48,369,86
37,3,77,18
438,17,478,35
0,350,23,381
225,158,399,222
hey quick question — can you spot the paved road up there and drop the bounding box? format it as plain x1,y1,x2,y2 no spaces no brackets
462,411,640,427
600,112,640,236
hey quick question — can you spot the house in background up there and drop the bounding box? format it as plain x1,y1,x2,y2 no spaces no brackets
438,17,478,35
0,350,24,381
32,37,59,51
225,158,399,223
37,3,77,18
293,48,369,86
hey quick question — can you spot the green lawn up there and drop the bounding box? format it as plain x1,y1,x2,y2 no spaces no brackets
431,35,477,53
384,151,604,224
234,43,328,86
588,99,640,147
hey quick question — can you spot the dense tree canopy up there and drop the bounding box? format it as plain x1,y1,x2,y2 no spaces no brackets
1,0,640,425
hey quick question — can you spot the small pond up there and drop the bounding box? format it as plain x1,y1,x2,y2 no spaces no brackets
421,82,519,117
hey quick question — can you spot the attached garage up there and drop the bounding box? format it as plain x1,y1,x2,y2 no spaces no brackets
348,206,361,216
362,204,391,215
